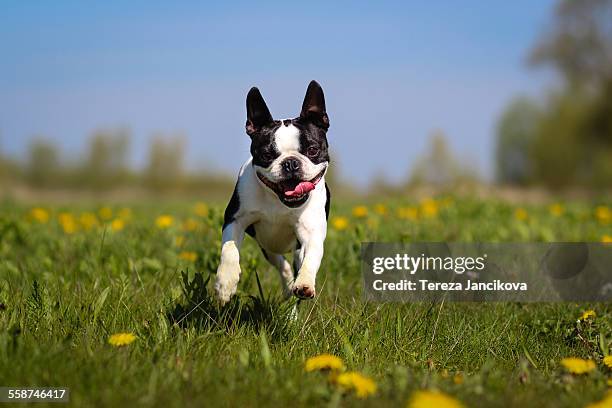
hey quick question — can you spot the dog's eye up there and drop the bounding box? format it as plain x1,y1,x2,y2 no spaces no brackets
307,146,319,157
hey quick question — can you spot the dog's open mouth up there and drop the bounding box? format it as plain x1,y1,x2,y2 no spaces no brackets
257,168,325,207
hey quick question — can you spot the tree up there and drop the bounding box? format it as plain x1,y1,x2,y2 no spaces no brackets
530,0,612,90
409,130,478,187
82,129,131,188
26,139,61,187
495,0,612,189
495,97,541,185
144,135,185,190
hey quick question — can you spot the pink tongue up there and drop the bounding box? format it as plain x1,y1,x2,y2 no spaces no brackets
285,181,315,197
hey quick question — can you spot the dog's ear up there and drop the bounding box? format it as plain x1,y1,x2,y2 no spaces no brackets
300,80,329,130
246,87,273,137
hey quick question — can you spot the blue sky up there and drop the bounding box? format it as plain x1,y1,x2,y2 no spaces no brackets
0,1,556,185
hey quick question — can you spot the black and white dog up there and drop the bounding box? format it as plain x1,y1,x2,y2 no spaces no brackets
215,81,331,305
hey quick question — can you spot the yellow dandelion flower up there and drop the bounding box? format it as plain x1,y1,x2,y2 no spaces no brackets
581,310,596,321
331,216,349,231
182,218,199,232
98,206,113,220
305,354,344,372
110,218,125,232
560,357,596,374
603,356,612,369
156,215,174,229
586,391,612,408
408,390,465,408
352,206,368,218
334,371,377,399
58,213,78,234
397,206,418,220
30,207,49,223
118,208,132,220
79,212,99,230
602,235,612,243
174,235,186,247
178,251,197,262
194,202,209,217
596,206,610,224
108,332,137,347
514,208,528,221
420,199,439,218
374,203,387,215
549,203,564,217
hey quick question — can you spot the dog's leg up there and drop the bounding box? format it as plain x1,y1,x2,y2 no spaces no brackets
292,228,325,299
214,221,245,305
292,241,305,275
264,251,294,299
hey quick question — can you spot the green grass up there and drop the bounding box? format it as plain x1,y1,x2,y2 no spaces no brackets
0,196,610,407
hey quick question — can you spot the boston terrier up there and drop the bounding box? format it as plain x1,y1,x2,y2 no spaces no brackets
215,80,331,305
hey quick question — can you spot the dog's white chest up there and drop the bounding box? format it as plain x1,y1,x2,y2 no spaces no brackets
253,216,297,254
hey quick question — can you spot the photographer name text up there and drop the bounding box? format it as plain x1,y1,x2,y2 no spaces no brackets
372,279,528,291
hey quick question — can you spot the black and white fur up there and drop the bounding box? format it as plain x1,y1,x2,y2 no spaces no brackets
215,81,331,305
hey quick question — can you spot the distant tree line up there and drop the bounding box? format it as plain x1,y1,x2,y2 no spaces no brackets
496,0,612,189
0,129,232,192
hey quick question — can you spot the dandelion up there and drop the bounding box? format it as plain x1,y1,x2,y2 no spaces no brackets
194,202,209,217
179,251,198,262
408,390,465,408
602,235,612,243
560,357,596,374
420,198,439,218
352,206,368,218
182,218,199,232
30,207,49,223
595,206,610,224
334,372,377,398
79,212,99,230
331,216,349,231
581,310,596,321
514,208,528,221
397,207,418,220
98,206,113,220
156,215,174,229
58,213,78,234
110,219,125,232
374,204,387,215
549,203,564,217
586,391,612,408
108,332,137,347
304,354,344,372
603,356,612,369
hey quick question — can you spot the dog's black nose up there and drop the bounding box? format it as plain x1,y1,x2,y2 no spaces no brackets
282,157,301,173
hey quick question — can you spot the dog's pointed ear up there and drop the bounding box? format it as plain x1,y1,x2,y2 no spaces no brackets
300,80,329,130
246,87,273,137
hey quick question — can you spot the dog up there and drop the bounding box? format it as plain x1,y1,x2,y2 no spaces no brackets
214,80,331,305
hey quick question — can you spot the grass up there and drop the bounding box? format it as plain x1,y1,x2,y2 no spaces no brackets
0,196,611,407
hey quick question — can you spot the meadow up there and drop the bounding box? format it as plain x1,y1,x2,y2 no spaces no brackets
0,195,611,407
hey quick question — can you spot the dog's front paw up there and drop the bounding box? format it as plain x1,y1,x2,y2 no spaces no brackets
214,263,241,306
292,275,316,299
